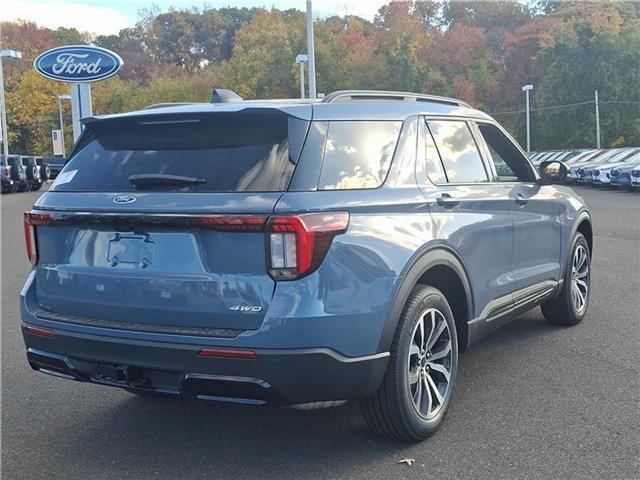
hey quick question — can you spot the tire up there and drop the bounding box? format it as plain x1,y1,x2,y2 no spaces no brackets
32,182,43,191
17,182,28,192
360,285,458,441
541,232,591,326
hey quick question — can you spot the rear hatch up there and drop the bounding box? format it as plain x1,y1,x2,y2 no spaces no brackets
28,107,310,335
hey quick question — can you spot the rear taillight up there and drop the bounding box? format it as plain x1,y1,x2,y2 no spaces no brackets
24,212,53,266
266,212,349,280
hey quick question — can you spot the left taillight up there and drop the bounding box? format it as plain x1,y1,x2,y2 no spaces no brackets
23,211,53,266
266,212,349,280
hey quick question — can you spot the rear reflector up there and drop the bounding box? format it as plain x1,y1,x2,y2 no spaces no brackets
197,348,257,360
25,325,56,338
266,212,349,280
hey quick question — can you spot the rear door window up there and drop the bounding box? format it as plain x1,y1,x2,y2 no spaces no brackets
317,121,401,190
427,120,488,183
51,112,308,193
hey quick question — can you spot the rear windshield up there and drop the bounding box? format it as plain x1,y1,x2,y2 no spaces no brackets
51,112,309,193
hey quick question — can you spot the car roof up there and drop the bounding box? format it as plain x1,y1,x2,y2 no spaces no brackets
84,90,494,126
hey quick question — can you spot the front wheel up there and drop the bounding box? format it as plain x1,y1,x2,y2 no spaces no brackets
542,232,591,326
360,285,458,441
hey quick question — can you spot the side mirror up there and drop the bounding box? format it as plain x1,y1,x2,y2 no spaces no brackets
538,160,568,185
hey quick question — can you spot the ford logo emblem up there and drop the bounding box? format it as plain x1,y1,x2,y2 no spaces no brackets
34,45,123,83
113,194,136,204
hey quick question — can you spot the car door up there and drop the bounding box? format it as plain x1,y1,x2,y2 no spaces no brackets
474,121,562,298
418,118,516,321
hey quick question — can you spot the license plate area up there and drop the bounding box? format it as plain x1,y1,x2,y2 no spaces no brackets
107,233,155,268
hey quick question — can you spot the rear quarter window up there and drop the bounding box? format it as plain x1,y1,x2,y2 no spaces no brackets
317,121,401,190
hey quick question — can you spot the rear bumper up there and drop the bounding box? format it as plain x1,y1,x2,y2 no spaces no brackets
22,325,388,405
20,270,389,405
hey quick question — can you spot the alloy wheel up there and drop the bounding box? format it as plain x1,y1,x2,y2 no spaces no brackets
571,244,589,314
407,308,452,419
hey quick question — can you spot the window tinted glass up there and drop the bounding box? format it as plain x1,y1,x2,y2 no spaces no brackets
477,123,534,182
318,121,401,190
51,113,308,193
425,123,447,184
428,121,488,183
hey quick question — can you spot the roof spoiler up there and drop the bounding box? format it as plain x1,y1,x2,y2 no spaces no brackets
210,89,243,104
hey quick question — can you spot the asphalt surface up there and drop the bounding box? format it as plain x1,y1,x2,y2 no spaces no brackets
1,185,639,480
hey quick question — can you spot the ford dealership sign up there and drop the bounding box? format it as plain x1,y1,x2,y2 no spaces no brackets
34,45,123,83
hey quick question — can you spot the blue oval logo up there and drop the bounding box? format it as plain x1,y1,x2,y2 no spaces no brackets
34,45,123,83
113,194,136,204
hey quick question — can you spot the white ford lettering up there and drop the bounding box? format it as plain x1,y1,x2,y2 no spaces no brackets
52,53,103,75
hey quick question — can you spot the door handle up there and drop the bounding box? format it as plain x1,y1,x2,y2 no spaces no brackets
436,193,460,208
515,193,529,206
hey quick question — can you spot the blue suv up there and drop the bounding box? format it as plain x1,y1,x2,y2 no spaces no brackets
20,90,593,440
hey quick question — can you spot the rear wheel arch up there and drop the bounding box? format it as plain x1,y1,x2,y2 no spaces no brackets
562,210,592,278
378,246,473,354
575,214,593,257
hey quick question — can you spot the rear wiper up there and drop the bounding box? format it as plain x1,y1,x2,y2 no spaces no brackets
128,174,206,189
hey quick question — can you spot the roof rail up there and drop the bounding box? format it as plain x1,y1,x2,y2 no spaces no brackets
321,90,471,108
143,102,197,110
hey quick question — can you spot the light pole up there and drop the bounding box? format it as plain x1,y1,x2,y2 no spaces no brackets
522,84,533,152
295,54,308,99
594,89,601,149
306,0,317,99
58,94,71,158
0,49,23,157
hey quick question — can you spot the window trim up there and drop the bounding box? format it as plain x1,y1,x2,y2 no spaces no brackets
423,117,492,186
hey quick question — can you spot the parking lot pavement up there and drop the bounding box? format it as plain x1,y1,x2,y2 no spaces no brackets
1,186,639,480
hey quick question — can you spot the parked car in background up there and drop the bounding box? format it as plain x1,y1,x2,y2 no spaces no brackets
18,156,43,191
631,166,640,188
1,170,14,194
570,148,626,182
611,160,640,188
43,157,65,180
35,157,50,181
578,148,638,183
564,149,599,165
20,89,593,441
1,155,17,193
589,150,640,185
6,155,29,192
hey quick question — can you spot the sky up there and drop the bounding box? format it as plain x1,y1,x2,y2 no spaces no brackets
2,0,389,36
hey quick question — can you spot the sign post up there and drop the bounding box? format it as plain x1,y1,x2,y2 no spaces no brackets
34,45,123,144
70,83,92,142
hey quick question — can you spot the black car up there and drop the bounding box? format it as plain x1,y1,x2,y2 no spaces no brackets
1,171,14,194
4,155,27,192
43,157,65,180
21,156,43,191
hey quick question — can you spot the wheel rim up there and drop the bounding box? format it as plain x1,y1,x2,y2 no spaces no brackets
407,308,452,419
571,244,589,314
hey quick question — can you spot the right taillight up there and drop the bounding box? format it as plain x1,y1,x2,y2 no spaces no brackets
24,212,53,266
266,212,349,280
